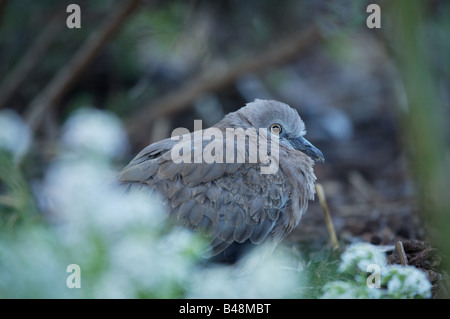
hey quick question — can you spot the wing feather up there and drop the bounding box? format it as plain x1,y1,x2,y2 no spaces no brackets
119,130,292,257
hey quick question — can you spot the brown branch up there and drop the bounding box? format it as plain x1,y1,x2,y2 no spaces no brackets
126,25,321,147
0,0,9,26
396,241,409,266
24,0,140,132
0,11,65,109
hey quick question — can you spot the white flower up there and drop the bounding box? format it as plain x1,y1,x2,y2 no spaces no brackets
187,245,305,298
384,265,432,299
61,107,128,158
338,242,387,275
0,109,32,161
0,228,79,298
321,242,433,299
42,157,166,243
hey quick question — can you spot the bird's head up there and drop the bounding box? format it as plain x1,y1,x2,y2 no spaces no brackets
236,99,325,163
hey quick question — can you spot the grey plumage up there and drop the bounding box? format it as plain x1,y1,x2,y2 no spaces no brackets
119,99,324,261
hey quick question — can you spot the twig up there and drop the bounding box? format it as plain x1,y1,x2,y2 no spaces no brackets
126,25,321,147
315,183,339,250
24,0,140,132
0,10,65,109
396,241,409,266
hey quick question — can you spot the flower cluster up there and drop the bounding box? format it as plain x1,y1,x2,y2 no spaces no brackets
321,243,432,299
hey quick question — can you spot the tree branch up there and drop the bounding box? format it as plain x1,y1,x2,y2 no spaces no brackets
25,0,140,132
0,11,65,109
0,0,9,26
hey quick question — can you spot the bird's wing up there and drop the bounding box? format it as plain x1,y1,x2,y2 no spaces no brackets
119,132,291,255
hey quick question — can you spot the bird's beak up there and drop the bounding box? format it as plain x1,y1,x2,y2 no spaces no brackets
290,136,325,162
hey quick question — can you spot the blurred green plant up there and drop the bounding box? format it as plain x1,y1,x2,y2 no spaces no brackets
387,0,450,278
0,107,308,299
0,109,37,228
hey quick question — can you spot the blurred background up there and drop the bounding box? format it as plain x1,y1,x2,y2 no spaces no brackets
0,0,449,298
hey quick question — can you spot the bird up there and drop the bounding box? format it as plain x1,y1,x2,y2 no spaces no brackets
119,99,324,263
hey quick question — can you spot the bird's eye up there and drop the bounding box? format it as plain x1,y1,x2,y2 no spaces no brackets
270,123,282,134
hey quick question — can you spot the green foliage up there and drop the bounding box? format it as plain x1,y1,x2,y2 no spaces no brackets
296,246,341,298
0,109,36,228
0,152,38,228
0,108,203,298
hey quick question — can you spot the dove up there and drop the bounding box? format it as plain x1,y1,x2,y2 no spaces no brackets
119,99,324,263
